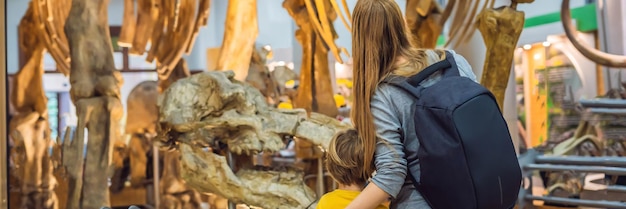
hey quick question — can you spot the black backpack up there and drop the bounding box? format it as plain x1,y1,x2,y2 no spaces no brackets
386,51,522,209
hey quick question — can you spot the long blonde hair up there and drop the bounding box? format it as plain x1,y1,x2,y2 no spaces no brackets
351,0,445,178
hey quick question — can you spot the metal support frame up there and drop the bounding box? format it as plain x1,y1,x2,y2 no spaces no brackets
579,98,626,108
518,149,626,208
1,0,8,207
316,156,325,197
152,145,160,209
226,150,236,209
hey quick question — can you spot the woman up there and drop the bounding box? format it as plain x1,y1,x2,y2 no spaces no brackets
346,0,478,208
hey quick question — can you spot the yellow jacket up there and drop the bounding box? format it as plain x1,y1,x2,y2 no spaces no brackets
316,189,389,209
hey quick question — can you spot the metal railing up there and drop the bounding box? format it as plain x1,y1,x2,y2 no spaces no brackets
518,149,626,208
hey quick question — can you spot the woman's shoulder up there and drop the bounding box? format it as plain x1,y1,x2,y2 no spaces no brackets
374,82,410,100
447,50,478,82
372,83,415,113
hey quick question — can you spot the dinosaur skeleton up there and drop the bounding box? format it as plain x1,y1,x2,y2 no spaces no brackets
158,70,351,209
8,2,68,208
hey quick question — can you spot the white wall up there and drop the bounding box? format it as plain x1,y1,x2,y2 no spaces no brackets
517,0,587,18
620,2,626,54
6,0,29,74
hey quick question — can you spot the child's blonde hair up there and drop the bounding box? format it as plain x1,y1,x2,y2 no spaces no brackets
326,129,371,186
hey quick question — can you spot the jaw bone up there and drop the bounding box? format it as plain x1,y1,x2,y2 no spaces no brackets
158,70,351,208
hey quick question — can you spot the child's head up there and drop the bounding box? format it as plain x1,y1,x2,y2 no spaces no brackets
326,129,368,186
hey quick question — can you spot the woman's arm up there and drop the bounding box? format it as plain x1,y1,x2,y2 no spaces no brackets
347,89,408,208
345,183,390,209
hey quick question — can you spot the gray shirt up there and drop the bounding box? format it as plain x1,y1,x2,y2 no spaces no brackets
369,50,478,209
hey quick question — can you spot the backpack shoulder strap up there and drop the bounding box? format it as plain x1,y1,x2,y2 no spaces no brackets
405,50,459,87
383,50,459,98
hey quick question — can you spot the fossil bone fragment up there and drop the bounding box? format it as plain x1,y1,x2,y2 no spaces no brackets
405,0,443,48
118,0,136,47
246,46,281,105
154,0,198,80
158,70,351,208
216,0,259,81
128,0,156,55
561,0,626,68
64,0,124,207
476,3,526,110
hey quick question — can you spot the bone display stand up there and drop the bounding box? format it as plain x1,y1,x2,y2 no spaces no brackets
64,0,124,208
405,0,442,48
245,47,281,105
158,71,351,208
217,0,259,81
9,5,58,209
477,6,525,110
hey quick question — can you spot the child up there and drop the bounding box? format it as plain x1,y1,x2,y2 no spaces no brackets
316,129,388,209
